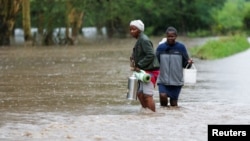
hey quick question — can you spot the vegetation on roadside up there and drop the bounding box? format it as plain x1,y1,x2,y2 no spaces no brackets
189,34,250,60
2,0,250,46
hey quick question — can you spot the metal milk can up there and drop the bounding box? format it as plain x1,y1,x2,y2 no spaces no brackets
126,74,138,100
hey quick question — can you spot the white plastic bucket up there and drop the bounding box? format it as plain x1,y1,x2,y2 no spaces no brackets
183,64,197,85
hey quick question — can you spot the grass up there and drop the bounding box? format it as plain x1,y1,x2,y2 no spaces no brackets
189,34,250,60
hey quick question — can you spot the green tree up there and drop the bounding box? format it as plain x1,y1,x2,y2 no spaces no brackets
242,1,250,33
0,0,22,46
211,0,250,34
129,0,225,35
30,0,93,45
99,0,134,38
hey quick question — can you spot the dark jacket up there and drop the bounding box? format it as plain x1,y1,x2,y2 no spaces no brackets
156,41,190,86
131,33,159,71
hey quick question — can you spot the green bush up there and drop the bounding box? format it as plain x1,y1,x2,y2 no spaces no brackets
187,29,212,37
190,34,250,59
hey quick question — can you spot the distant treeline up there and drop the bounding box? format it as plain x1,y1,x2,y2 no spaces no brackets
1,0,250,46
20,0,250,36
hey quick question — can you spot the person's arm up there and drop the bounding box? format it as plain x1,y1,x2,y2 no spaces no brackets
181,44,193,68
156,46,161,63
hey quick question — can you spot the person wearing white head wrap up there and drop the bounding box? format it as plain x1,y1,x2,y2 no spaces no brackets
130,19,144,32
129,19,160,112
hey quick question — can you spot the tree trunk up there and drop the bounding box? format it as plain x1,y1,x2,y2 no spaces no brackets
66,1,84,45
72,10,83,45
22,0,32,43
0,0,22,46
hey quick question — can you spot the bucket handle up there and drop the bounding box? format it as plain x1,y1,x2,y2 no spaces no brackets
185,63,196,69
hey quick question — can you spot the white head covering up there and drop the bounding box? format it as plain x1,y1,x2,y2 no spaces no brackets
130,19,144,32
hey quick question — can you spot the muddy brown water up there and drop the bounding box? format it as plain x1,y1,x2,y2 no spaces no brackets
0,39,134,115
0,37,209,115
1,37,249,141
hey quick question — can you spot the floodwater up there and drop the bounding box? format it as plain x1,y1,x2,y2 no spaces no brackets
0,37,250,141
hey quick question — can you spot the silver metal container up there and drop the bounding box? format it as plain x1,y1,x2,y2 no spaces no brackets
126,74,138,100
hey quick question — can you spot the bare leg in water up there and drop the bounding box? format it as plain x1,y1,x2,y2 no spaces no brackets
170,99,178,106
137,92,147,108
159,93,168,107
144,94,155,112
160,93,178,107
137,92,155,112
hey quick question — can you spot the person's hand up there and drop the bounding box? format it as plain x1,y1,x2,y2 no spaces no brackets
188,58,193,64
130,56,133,61
133,67,141,72
130,59,135,68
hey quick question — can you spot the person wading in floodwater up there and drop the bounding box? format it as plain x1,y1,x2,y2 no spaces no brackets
129,19,160,112
156,26,193,107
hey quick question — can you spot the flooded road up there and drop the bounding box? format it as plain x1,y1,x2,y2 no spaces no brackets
0,37,250,141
